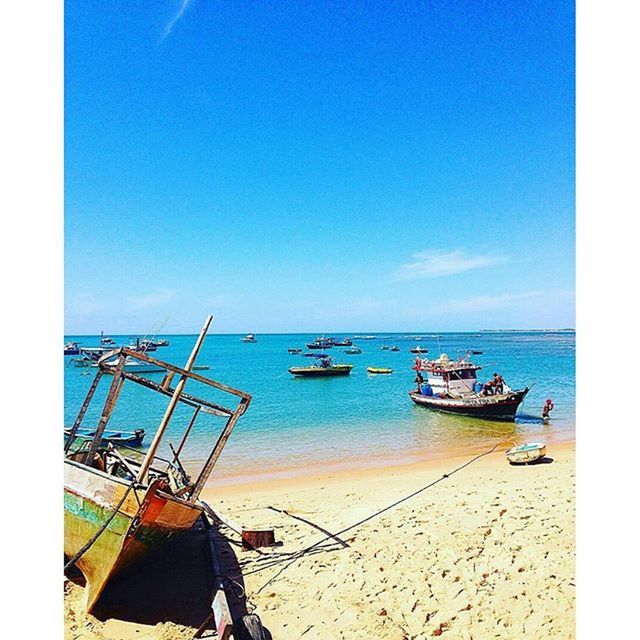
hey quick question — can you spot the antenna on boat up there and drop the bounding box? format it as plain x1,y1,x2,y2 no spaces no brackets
136,315,213,484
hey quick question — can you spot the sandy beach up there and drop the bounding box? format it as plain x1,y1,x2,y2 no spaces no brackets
65,441,575,639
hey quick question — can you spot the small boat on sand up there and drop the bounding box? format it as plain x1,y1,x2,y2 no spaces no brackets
289,355,353,377
367,367,393,374
64,427,146,447
505,443,546,464
409,353,528,421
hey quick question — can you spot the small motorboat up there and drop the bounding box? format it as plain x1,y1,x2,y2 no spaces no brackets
306,337,334,349
100,331,115,346
505,443,546,464
344,347,362,354
381,345,389,350
289,355,353,377
390,346,400,352
410,347,428,354
64,427,146,447
472,350,483,355
333,338,353,347
64,341,81,355
241,333,257,342
367,367,393,374
288,348,303,354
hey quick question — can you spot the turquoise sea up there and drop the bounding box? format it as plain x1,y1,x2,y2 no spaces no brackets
64,331,575,482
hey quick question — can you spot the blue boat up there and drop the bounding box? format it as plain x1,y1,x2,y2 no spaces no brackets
64,427,146,447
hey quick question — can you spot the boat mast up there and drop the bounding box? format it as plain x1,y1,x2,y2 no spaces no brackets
136,315,213,484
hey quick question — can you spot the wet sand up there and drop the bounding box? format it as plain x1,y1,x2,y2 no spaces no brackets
65,441,575,639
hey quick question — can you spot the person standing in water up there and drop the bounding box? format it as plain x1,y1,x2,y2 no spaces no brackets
542,398,554,421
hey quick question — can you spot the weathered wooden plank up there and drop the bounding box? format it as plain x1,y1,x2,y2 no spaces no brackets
64,369,104,453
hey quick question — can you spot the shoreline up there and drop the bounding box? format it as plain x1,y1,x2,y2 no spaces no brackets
203,429,576,490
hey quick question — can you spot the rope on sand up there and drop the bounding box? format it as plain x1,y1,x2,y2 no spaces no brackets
247,425,518,593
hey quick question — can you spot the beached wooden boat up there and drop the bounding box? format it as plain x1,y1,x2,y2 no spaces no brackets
409,353,528,421
367,367,393,374
64,427,145,447
505,442,546,464
64,317,251,612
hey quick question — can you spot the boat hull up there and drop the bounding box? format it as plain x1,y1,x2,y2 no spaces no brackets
409,388,528,421
64,460,203,611
289,365,352,377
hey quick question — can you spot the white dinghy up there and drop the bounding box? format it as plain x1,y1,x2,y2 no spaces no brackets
505,442,546,464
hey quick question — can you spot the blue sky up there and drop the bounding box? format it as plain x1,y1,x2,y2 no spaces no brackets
65,0,575,334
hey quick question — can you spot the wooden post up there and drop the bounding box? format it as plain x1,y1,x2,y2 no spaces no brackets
83,355,126,465
64,369,104,453
189,397,249,501
137,315,213,484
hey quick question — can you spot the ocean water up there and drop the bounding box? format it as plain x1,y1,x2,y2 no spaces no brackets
64,331,575,482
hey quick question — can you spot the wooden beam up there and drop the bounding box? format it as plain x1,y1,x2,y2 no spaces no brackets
136,316,212,484
174,405,201,461
189,397,250,500
64,369,104,453
82,355,126,465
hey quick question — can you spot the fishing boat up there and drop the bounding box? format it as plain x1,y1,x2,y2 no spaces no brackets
64,341,81,355
100,331,115,346
410,346,428,354
344,347,362,354
381,345,389,350
289,355,353,377
288,348,303,354
64,427,146,447
390,346,400,352
99,355,210,374
333,338,353,347
79,346,116,361
505,443,546,464
241,333,257,343
409,353,529,421
367,367,393,374
64,316,252,612
306,336,335,349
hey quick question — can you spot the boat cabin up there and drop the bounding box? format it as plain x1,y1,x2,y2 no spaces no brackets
416,354,481,397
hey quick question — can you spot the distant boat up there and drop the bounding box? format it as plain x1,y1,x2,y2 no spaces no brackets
288,348,302,354
381,345,389,350
289,355,353,377
100,355,210,374
505,443,546,464
64,341,81,356
131,338,157,352
333,338,353,347
344,347,362,354
64,427,145,448
390,346,400,352
241,333,257,343
306,336,334,349
410,347,428,354
367,367,393,374
100,331,115,346
472,350,484,355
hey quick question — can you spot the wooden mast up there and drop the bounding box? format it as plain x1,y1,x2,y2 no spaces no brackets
136,315,213,484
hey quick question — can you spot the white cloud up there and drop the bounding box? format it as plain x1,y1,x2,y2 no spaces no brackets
395,249,508,280
125,288,176,311
161,0,192,41
431,291,544,314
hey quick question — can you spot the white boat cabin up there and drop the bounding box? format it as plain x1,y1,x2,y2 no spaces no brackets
416,354,481,397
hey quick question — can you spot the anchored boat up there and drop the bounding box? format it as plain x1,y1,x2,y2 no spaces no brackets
64,341,81,355
367,367,393,374
409,353,528,421
241,333,257,342
306,336,335,349
289,355,353,377
64,316,251,612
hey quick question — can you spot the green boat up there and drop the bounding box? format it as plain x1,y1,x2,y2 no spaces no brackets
289,355,353,377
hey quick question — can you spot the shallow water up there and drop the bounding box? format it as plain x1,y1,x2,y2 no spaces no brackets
64,331,575,479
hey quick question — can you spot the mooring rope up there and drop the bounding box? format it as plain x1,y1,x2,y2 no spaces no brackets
246,424,518,594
